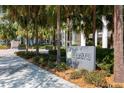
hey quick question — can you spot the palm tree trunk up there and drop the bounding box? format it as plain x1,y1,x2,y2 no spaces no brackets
114,5,124,82
35,22,39,55
67,17,70,46
92,5,96,46
26,28,28,52
53,29,56,50
56,5,61,63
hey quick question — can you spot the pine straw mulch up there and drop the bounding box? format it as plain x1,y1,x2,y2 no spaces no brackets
105,75,124,88
27,58,124,88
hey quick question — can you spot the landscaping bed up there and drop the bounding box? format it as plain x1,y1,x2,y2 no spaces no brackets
15,48,124,88
0,45,10,49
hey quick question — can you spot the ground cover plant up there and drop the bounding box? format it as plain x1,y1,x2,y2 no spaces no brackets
0,45,9,49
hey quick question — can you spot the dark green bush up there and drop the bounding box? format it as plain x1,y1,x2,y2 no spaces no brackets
39,57,48,66
49,50,57,55
55,62,69,72
45,45,53,50
49,49,66,57
48,49,66,63
32,56,40,64
96,48,114,64
36,54,49,66
84,71,110,87
48,62,56,69
96,48,114,74
49,55,56,62
15,51,35,59
86,39,94,46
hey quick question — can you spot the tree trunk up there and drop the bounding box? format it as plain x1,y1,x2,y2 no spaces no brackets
67,17,70,46
67,17,72,46
81,31,86,46
95,30,97,46
92,5,96,46
35,25,39,55
53,29,56,50
72,30,76,45
26,29,28,52
56,5,61,63
114,5,124,82
102,16,108,48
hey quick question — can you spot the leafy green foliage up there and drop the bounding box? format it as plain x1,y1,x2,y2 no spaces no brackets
96,48,114,74
84,71,110,87
48,62,56,69
70,69,89,79
32,56,40,64
39,57,48,66
33,44,53,50
55,62,69,72
15,51,36,59
70,70,83,79
49,49,66,57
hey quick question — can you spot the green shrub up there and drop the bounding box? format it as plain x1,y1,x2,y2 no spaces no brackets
79,69,89,76
48,49,66,63
70,69,89,79
72,44,78,46
48,62,56,69
36,54,49,66
96,48,114,74
39,57,48,66
49,49,66,56
55,62,68,72
18,44,26,49
33,44,53,50
49,55,56,62
60,57,66,63
49,50,57,55
0,45,9,49
23,52,35,59
32,56,40,64
70,70,83,79
86,40,94,46
96,48,114,64
84,71,110,87
45,45,53,50
15,51,35,59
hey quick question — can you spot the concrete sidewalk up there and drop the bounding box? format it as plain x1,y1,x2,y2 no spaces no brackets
0,49,79,88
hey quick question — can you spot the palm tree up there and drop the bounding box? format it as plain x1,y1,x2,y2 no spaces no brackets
114,5,124,82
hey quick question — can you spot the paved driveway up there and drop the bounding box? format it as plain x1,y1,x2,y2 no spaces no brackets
0,49,79,88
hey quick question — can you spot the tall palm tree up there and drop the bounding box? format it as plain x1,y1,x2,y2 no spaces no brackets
114,5,124,82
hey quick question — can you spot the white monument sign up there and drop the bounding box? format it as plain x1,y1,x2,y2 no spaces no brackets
67,46,96,71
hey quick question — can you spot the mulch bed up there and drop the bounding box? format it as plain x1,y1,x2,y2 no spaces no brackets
27,58,124,88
